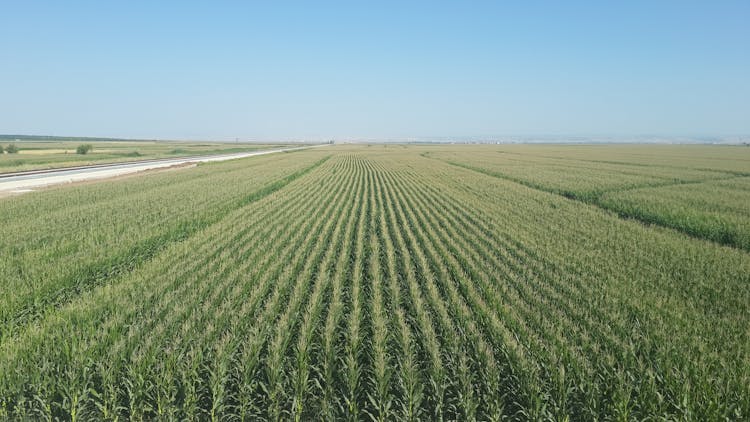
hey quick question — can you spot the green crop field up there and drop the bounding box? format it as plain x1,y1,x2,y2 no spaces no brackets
0,137,289,174
0,144,748,420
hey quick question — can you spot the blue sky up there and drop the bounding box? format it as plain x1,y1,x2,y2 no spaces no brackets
1,1,748,140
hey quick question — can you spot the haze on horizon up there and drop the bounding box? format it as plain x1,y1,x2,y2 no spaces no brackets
1,1,748,141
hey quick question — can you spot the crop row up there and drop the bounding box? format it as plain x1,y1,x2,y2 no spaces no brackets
0,149,330,337
598,177,750,250
0,147,747,420
424,146,750,250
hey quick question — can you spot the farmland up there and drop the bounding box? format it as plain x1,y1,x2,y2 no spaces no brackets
0,144,748,420
0,137,289,174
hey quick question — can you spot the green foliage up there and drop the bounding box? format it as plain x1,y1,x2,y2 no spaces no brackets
599,180,750,251
0,145,747,420
427,145,750,250
76,144,93,154
5,144,19,154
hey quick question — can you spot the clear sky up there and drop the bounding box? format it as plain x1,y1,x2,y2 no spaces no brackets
2,1,749,141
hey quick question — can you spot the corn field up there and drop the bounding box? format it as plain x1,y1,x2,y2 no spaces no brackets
1,145,748,420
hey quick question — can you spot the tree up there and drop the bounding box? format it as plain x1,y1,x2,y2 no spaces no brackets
76,144,93,155
0,145,4,154
5,144,19,154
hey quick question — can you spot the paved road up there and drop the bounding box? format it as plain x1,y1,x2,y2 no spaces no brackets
0,145,324,196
